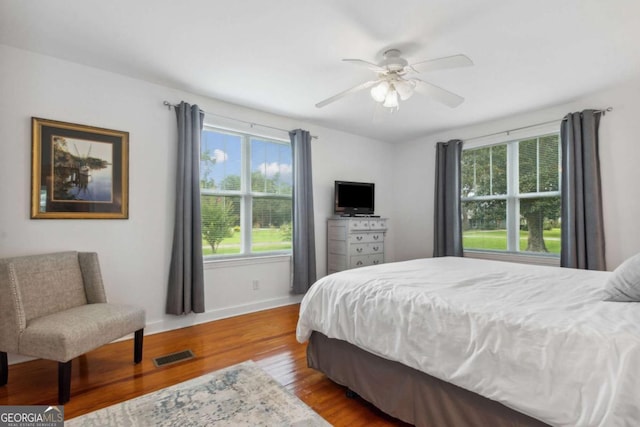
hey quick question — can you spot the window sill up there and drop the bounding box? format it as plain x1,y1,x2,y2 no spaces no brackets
204,253,292,270
463,250,560,267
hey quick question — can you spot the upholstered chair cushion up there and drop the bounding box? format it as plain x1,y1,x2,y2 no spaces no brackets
19,303,145,362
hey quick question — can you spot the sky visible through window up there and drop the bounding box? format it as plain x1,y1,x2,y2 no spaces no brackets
201,130,292,191
200,128,293,256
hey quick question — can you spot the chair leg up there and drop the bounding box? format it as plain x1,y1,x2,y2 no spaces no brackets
58,360,72,404
134,329,144,364
1,352,7,386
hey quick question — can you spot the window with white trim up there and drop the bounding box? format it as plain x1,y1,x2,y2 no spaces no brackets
200,126,292,258
461,132,561,256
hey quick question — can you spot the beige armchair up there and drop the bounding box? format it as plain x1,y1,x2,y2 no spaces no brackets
0,251,145,404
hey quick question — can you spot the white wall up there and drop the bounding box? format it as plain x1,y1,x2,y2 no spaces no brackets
10,39,638,365
0,44,396,362
393,77,640,269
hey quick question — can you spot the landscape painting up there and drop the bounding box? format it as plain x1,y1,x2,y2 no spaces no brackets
52,136,113,202
31,118,129,219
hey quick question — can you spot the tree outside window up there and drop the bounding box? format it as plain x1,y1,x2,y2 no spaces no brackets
200,128,292,257
461,133,561,255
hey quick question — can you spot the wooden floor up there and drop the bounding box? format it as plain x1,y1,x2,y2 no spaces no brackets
0,304,409,426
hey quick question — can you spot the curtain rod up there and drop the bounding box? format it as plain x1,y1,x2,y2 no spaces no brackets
163,101,318,140
463,107,613,143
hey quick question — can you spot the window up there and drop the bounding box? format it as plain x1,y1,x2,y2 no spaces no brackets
461,132,561,256
200,127,292,258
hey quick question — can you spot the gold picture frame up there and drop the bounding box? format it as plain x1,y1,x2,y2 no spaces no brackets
31,117,129,219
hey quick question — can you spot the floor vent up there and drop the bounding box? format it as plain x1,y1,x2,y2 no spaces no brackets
153,349,195,367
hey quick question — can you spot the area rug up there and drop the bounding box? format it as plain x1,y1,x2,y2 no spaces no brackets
66,360,330,426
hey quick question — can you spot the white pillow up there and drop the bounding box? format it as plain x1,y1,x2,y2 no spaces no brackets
605,253,640,302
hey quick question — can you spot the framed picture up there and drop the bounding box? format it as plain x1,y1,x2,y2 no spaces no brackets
31,118,129,219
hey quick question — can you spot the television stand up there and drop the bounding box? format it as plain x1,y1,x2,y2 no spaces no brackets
340,214,380,218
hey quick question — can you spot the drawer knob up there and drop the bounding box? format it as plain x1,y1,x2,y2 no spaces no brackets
356,236,363,241
357,248,363,253
373,235,379,240
373,260,379,264
373,246,379,251
356,261,363,266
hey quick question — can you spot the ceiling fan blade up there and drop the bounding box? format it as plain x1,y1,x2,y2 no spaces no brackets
409,54,473,73
315,80,380,108
412,79,465,108
342,59,386,72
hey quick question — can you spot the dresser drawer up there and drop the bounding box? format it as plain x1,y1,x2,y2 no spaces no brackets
349,232,384,244
348,220,370,231
369,219,387,230
349,254,384,268
349,242,384,256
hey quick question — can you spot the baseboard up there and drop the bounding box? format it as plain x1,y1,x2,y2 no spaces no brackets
143,294,304,336
6,295,303,366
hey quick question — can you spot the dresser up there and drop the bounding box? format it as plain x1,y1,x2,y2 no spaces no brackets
327,217,388,274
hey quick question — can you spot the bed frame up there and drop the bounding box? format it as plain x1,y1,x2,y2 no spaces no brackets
307,332,550,427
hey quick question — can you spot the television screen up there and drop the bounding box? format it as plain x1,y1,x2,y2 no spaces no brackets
334,181,375,215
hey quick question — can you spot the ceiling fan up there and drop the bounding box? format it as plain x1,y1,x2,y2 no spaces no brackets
315,49,473,110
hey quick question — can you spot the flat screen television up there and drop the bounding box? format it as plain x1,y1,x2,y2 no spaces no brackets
334,181,375,216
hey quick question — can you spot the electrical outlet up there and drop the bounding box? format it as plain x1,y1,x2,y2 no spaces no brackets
252,280,259,290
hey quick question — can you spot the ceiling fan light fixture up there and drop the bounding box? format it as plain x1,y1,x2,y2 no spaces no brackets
395,79,416,101
370,81,389,103
382,87,399,109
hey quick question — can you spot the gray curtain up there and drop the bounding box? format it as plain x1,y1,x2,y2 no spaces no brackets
560,110,606,270
433,139,464,257
166,102,205,314
289,129,316,294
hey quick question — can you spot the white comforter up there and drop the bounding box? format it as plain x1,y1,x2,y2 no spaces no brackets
296,257,640,427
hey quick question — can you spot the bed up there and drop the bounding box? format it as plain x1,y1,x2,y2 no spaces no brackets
296,257,640,426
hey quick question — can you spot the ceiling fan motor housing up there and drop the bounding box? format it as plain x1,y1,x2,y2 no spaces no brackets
381,49,408,72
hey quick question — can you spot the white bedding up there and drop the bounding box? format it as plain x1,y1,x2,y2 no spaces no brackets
296,257,640,427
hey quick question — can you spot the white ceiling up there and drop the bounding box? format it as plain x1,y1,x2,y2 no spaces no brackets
1,0,639,143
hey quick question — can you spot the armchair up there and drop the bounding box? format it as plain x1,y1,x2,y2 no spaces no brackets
0,251,145,404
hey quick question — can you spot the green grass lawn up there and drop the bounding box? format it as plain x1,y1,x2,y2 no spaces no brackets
202,228,291,256
463,228,560,254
